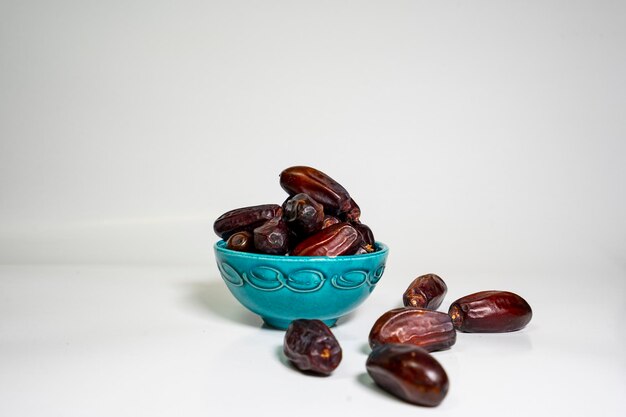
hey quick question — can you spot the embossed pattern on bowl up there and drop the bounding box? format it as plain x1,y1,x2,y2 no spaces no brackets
214,241,389,329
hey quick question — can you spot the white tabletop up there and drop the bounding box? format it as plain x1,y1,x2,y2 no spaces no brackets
1,261,623,416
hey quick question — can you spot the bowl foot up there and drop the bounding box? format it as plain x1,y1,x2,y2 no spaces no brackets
262,317,338,330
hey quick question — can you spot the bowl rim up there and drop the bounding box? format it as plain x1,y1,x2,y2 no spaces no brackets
214,240,388,262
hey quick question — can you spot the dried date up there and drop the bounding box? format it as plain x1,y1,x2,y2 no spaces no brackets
341,197,361,223
215,167,375,257
283,319,342,375
448,290,532,333
403,273,447,310
226,231,254,252
279,166,353,216
253,217,290,255
321,215,340,229
352,222,375,253
213,204,282,239
282,193,325,236
291,222,360,256
369,307,456,352
366,344,449,407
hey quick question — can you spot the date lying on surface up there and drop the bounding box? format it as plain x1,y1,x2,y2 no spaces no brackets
403,273,447,310
369,307,456,352
366,344,449,407
448,290,532,333
283,319,342,375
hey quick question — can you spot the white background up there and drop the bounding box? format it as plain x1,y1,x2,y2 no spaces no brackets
1,1,625,416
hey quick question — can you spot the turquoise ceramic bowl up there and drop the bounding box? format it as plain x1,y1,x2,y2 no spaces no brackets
214,241,389,329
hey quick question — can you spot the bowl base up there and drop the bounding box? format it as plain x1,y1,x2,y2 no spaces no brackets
262,317,338,330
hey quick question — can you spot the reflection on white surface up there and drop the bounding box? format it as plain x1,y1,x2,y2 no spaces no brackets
454,331,533,355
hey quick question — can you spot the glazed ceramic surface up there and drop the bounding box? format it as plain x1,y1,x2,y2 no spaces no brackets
214,241,389,329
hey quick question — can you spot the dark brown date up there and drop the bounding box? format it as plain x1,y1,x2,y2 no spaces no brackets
213,204,282,239
366,344,449,407
354,246,369,255
369,307,456,352
448,290,532,333
226,231,254,252
282,193,325,236
403,273,447,310
291,222,360,256
321,215,340,229
352,222,375,253
341,197,361,223
253,217,290,255
283,319,342,375
279,166,353,215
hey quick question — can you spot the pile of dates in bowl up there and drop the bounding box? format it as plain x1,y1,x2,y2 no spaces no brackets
213,166,377,256
212,166,389,329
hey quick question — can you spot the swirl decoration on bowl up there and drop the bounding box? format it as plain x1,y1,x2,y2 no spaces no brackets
370,265,386,285
217,262,386,292
218,262,244,286
331,270,369,289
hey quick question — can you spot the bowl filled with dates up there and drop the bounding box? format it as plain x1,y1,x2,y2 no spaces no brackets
213,166,389,329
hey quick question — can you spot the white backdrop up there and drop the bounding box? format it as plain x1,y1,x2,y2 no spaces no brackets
1,1,625,416
1,0,624,271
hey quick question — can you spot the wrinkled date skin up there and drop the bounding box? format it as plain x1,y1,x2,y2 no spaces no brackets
213,204,282,239
366,344,449,407
283,319,342,375
226,231,254,252
403,274,448,310
322,215,340,229
353,222,376,253
215,166,376,256
448,291,532,333
341,197,361,223
279,166,355,216
282,193,325,236
369,307,456,352
291,222,361,256
253,217,290,255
